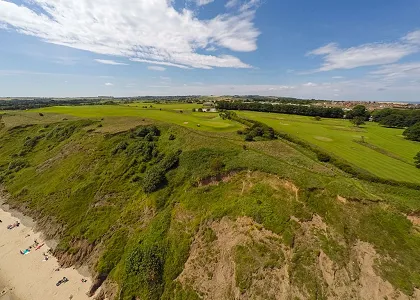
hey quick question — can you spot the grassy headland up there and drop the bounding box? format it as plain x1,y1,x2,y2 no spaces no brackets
1,106,420,299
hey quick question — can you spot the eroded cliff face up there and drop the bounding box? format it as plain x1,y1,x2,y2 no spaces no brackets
178,216,420,300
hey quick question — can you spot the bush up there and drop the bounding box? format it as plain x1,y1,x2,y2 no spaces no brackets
126,243,166,299
111,141,128,155
415,152,420,169
168,134,175,140
145,133,154,141
142,166,166,193
316,152,331,162
160,151,181,171
244,134,254,141
8,159,29,172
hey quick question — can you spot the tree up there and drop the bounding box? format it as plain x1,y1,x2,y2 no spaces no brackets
347,105,370,120
403,123,420,142
415,152,420,169
350,116,366,127
380,114,406,128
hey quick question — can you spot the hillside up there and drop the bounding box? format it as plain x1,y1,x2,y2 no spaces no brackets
1,106,420,300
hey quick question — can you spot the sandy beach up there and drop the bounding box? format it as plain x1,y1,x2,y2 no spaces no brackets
0,199,94,300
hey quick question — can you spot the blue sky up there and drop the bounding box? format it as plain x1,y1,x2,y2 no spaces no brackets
0,0,420,101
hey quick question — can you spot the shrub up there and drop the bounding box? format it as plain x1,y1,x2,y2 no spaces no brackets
317,152,331,163
415,152,420,169
168,134,175,140
112,141,128,155
145,133,154,141
160,151,181,171
244,134,254,142
126,243,166,299
142,166,166,193
8,159,29,172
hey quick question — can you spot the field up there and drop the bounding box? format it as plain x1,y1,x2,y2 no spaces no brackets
238,111,420,184
32,103,242,132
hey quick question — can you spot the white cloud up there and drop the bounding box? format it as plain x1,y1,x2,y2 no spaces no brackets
53,56,79,65
240,0,261,12
308,42,416,72
403,30,420,45
308,31,420,72
226,0,239,8
332,76,344,79
105,82,113,86
371,62,420,81
95,59,128,66
0,22,8,30
148,66,166,71
0,0,260,69
196,0,214,6
303,82,317,87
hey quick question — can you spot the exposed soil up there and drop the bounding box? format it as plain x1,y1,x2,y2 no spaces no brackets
178,215,417,300
407,214,420,227
337,195,347,204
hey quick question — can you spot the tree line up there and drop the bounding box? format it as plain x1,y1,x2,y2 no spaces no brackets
372,108,420,128
216,101,345,118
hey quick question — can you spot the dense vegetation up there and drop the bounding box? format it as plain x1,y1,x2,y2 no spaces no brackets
372,108,420,128
1,105,420,300
403,123,420,142
217,101,345,118
219,111,276,141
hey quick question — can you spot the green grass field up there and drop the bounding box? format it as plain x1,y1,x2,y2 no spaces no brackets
33,103,241,132
238,111,420,183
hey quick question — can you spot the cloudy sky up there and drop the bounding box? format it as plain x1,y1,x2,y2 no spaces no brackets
0,0,420,101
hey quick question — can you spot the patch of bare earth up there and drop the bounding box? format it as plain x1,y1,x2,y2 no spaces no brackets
177,217,291,300
407,214,420,227
318,241,419,299
337,195,347,204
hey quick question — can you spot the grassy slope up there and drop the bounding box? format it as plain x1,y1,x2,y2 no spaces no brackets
1,111,420,299
238,111,420,183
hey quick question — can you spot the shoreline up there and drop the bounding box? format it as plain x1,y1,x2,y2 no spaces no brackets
0,195,95,300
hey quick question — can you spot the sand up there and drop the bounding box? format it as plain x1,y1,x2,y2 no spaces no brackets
0,200,94,300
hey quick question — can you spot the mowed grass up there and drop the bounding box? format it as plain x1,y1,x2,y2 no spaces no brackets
33,104,241,132
238,111,420,183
